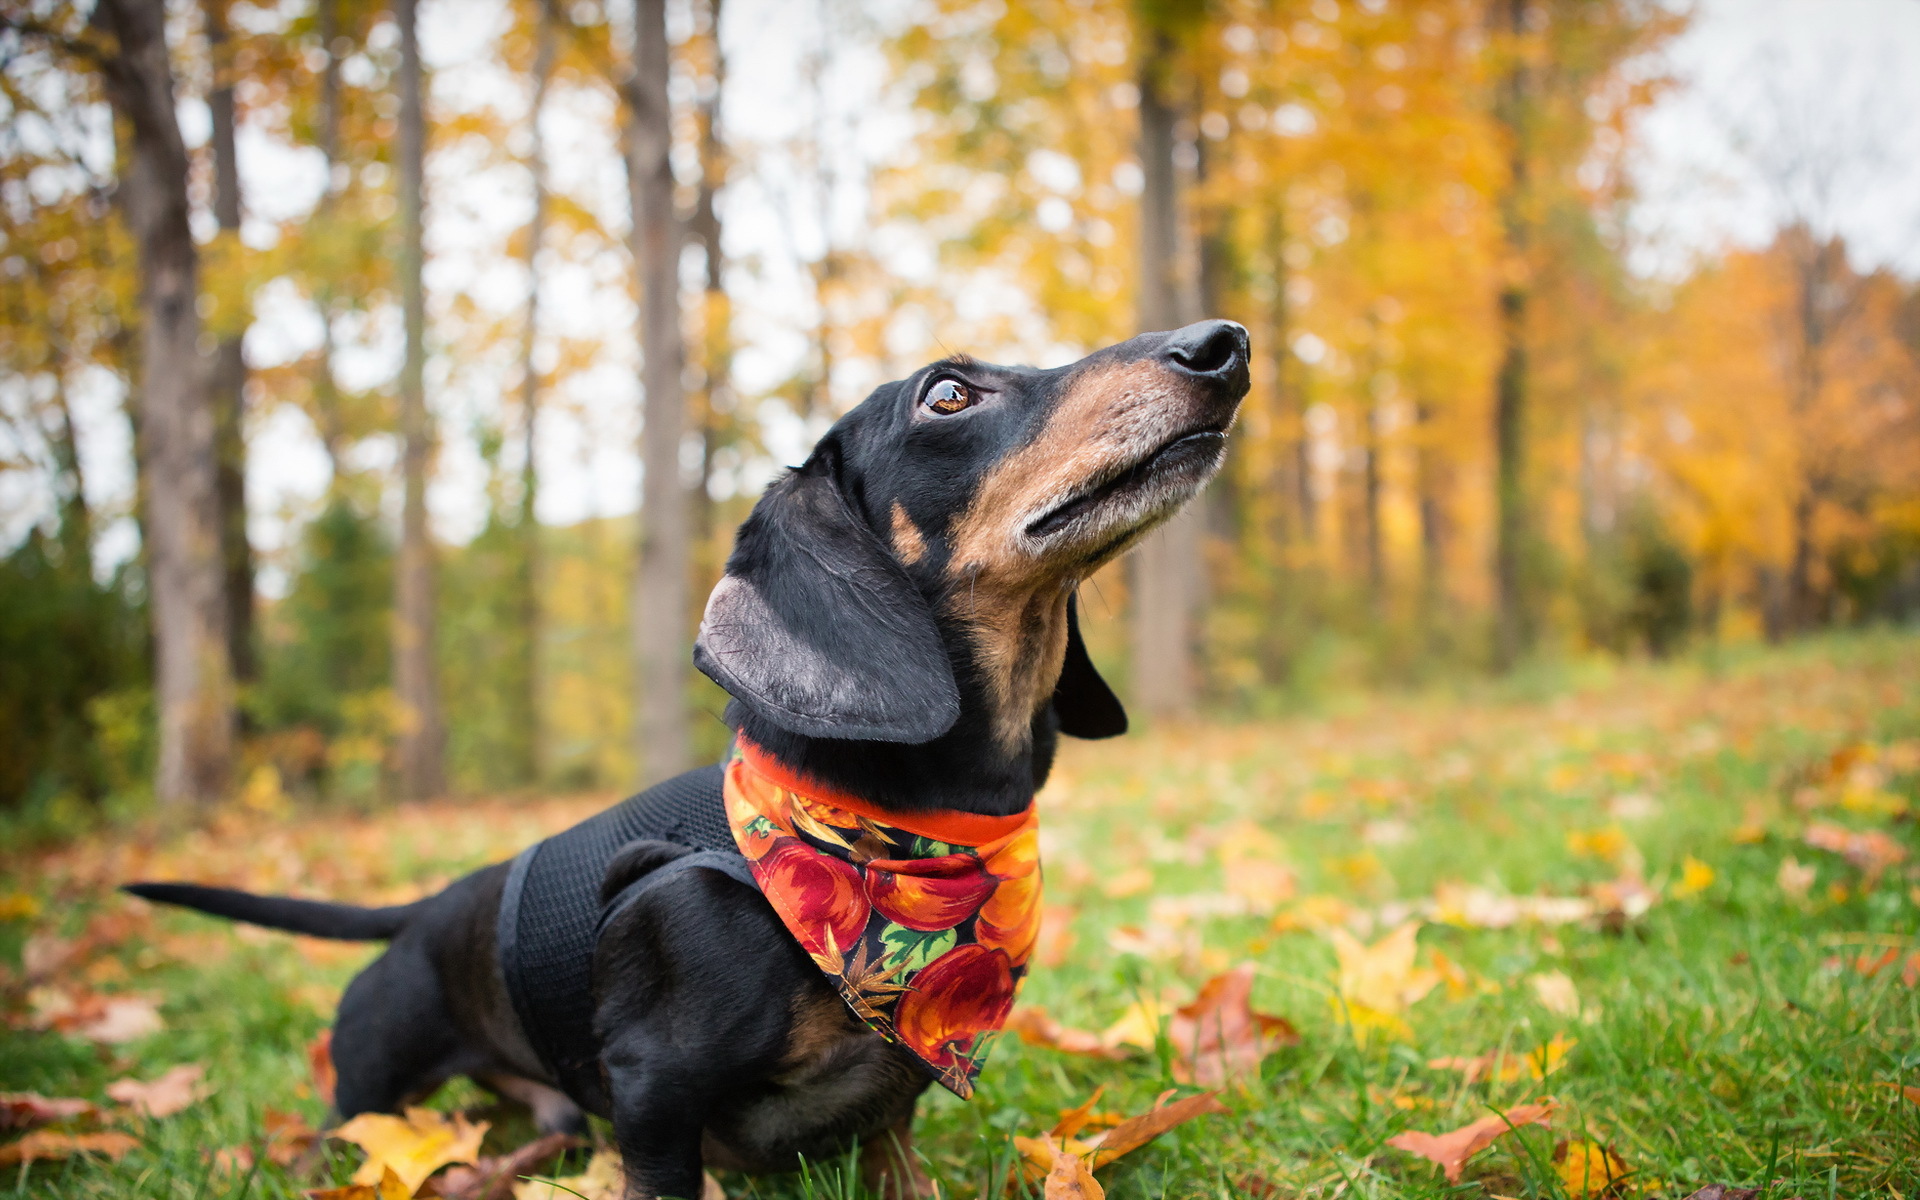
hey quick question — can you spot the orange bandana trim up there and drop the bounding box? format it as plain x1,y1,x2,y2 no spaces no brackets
723,738,1041,1098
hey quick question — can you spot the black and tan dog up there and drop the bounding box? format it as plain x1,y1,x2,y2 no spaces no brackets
127,320,1249,1200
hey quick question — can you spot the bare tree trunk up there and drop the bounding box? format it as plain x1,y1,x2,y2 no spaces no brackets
1130,30,1200,719
1490,0,1533,670
1363,397,1384,600
312,0,348,478
1415,399,1444,603
94,0,234,805
204,0,254,685
627,0,691,782
512,6,554,786
691,0,729,550
393,0,445,798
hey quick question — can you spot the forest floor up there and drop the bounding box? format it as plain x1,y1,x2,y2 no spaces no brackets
3,631,1918,1199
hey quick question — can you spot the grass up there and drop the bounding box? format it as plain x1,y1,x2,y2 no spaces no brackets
3,631,1918,1199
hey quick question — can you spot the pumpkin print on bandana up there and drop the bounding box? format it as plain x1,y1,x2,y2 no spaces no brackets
723,738,1041,1098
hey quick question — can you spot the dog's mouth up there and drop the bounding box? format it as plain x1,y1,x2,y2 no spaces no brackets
1025,423,1230,542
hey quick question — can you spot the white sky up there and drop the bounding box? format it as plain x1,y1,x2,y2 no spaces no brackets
8,0,1919,591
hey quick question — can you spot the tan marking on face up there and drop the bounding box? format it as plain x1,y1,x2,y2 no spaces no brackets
890,501,927,565
943,359,1198,750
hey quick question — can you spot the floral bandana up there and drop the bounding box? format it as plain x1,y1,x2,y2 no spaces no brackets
723,738,1041,1098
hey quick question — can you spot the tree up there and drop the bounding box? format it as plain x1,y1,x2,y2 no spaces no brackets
627,0,691,782
92,0,235,804
1488,0,1535,669
392,0,445,799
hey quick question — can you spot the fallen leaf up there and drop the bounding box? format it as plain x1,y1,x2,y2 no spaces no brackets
21,933,76,980
0,1129,141,1167
1328,922,1438,1045
513,1150,624,1200
1804,823,1907,884
1099,996,1167,1051
1679,1188,1760,1200
106,1063,206,1119
1082,1090,1228,1169
1050,1085,1108,1140
1166,964,1299,1086
1006,1007,1127,1059
1429,1035,1576,1084
1043,1149,1103,1200
1556,1139,1631,1198
264,1109,320,1167
1670,856,1716,899
1385,1100,1557,1182
1529,971,1581,1017
434,1132,583,1200
329,1107,488,1195
0,1092,100,1133
310,1030,337,1107
307,1166,412,1200
1776,857,1816,899
80,995,165,1044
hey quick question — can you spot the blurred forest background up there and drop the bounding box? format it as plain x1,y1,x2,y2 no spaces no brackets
2,0,1917,826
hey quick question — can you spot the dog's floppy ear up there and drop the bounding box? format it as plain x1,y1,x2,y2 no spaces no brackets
1052,593,1127,739
695,463,961,743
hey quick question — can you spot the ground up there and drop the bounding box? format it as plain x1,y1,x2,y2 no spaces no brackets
3,632,1918,1199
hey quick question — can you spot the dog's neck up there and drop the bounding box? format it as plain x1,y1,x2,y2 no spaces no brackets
726,666,1058,818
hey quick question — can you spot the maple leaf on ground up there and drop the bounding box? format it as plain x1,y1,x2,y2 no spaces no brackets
0,1092,100,1133
1328,922,1439,1045
1050,1084,1109,1140
329,1107,488,1196
263,1109,320,1167
1529,971,1581,1017
1017,1090,1227,1182
513,1150,625,1200
1044,1149,1103,1200
1556,1139,1631,1198
0,1129,141,1167
310,1029,338,1107
1385,1100,1557,1183
307,1166,411,1200
106,1063,206,1119
1804,823,1907,884
1167,964,1299,1086
1005,1006,1127,1059
1429,1035,1577,1084
434,1132,583,1200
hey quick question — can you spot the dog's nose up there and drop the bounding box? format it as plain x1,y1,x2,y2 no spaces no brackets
1160,319,1249,382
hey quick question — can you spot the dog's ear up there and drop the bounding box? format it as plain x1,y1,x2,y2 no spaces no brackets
1052,593,1127,739
695,464,961,743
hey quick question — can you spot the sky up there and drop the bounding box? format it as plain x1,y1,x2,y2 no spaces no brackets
9,0,1920,591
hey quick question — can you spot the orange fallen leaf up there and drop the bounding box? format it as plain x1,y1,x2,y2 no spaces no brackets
1082,1090,1229,1169
106,1063,206,1119
264,1109,320,1167
1804,823,1907,884
309,1030,337,1107
307,1165,411,1200
1050,1085,1108,1141
329,1107,488,1195
1167,964,1299,1086
1556,1139,1631,1198
0,1128,141,1166
434,1132,583,1200
1386,1100,1557,1182
1429,1035,1576,1084
0,1092,100,1132
1006,1007,1127,1059
1043,1149,1103,1200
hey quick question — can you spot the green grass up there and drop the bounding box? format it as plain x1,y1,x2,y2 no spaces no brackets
4,631,1918,1198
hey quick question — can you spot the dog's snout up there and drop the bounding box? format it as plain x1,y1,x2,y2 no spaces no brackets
1161,319,1249,381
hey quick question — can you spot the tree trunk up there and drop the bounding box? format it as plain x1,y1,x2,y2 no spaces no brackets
1129,30,1200,720
1415,399,1444,603
1490,0,1532,670
627,0,691,782
204,0,254,685
512,6,554,786
392,0,445,798
691,0,729,551
94,0,234,805
312,0,348,478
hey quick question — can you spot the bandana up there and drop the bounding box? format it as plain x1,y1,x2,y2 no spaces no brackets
723,738,1041,1098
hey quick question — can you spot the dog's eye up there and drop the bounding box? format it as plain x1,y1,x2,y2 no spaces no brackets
923,379,975,416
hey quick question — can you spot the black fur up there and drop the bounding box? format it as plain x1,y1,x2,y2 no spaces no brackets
127,321,1250,1200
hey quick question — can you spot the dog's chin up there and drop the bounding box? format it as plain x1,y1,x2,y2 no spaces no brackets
1023,428,1227,561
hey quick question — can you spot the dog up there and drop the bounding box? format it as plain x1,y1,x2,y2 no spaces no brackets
127,320,1250,1200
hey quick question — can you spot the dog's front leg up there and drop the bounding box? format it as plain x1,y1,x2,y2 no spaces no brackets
602,1040,708,1200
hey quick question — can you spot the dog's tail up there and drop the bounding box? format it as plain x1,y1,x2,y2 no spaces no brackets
122,882,418,941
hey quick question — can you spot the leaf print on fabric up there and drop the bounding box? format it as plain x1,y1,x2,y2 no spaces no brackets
881,924,959,973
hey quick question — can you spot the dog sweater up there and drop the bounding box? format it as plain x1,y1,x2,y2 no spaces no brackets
497,743,1041,1110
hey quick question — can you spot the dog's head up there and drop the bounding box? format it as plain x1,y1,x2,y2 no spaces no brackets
697,319,1250,755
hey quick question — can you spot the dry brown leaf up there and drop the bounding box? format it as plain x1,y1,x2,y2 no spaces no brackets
80,995,165,1044
1385,1100,1557,1182
1083,1090,1228,1169
433,1133,583,1200
1166,964,1298,1086
264,1109,320,1167
1050,1085,1108,1140
106,1063,206,1119
1043,1149,1104,1200
1678,1188,1760,1200
0,1128,141,1166
1006,1007,1127,1059
310,1030,338,1107
1804,823,1907,883
0,1092,100,1133
329,1107,489,1195
511,1151,625,1200
307,1165,412,1200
